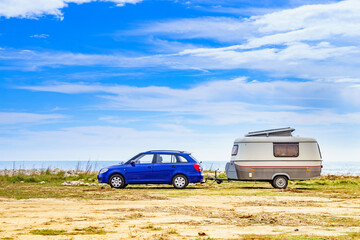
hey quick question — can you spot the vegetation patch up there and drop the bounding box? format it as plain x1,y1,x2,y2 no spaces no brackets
239,231,360,240
1,171,360,200
141,223,162,231
167,228,178,234
72,226,106,235
30,229,67,235
30,227,106,236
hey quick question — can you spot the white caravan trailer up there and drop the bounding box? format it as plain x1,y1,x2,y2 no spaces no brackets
224,127,322,189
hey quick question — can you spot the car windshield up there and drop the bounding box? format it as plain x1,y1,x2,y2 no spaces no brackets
124,154,142,164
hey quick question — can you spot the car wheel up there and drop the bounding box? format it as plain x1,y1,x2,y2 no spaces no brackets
109,174,126,189
172,174,188,189
272,175,288,189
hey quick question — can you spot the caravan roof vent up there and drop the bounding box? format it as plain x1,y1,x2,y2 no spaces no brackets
245,127,295,137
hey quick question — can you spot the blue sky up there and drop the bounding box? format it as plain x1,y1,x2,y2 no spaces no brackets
1,0,360,162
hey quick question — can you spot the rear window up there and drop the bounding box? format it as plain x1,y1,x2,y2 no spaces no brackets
176,155,189,163
273,143,299,157
232,145,239,156
189,154,199,163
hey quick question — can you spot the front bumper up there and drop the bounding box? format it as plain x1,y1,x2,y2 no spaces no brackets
97,173,107,183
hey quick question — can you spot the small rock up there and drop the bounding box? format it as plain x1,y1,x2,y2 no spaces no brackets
39,181,45,184
294,229,299,231
203,220,213,224
20,181,24,183
198,232,207,236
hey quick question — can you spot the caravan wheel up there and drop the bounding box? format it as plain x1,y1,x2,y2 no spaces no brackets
272,176,288,189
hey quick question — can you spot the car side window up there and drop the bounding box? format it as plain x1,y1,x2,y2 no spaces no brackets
155,154,176,163
176,155,189,163
136,154,154,164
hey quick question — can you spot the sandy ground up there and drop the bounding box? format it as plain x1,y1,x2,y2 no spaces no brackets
0,194,360,239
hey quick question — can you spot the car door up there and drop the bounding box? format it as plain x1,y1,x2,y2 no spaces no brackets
152,154,177,183
125,154,154,183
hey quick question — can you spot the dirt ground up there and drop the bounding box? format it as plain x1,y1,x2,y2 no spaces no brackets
1,191,360,240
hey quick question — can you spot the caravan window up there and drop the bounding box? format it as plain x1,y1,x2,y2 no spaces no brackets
273,143,299,157
232,145,239,156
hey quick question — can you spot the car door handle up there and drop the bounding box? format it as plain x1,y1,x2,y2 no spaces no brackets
148,166,152,169
171,165,176,168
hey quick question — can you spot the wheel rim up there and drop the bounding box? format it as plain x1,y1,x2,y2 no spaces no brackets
174,176,186,188
111,176,122,187
275,177,286,188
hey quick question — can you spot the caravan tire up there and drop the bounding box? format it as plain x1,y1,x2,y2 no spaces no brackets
272,176,288,189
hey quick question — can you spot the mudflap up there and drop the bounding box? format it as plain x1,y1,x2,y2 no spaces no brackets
225,161,238,179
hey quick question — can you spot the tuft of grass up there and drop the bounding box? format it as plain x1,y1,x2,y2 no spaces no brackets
167,228,178,234
30,227,106,236
72,226,106,235
128,225,136,238
30,229,67,235
141,223,162,231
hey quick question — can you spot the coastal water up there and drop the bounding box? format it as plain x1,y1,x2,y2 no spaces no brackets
0,160,359,175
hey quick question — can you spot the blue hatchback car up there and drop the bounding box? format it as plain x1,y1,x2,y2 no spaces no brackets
98,150,204,189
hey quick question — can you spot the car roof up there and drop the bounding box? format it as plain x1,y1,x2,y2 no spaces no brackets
143,150,190,154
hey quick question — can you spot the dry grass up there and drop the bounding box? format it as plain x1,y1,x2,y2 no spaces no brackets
1,172,360,199
30,226,106,236
1,172,360,240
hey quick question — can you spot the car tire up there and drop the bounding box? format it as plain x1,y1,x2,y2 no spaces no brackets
272,175,288,189
109,174,126,189
172,174,189,189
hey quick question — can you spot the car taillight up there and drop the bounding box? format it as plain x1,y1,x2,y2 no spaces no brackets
193,164,201,172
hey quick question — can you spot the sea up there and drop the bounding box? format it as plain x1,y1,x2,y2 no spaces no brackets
0,160,360,175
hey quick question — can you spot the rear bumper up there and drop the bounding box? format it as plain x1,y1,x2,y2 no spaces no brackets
188,174,204,183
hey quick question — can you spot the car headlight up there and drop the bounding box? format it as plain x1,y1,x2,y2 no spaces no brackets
99,168,108,174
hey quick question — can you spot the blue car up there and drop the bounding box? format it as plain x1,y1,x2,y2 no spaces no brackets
98,150,204,189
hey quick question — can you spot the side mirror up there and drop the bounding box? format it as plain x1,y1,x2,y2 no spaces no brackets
130,161,135,166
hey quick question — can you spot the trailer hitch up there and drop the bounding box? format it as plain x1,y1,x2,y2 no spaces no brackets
205,170,227,184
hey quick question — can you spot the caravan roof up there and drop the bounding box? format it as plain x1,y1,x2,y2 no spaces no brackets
245,127,295,137
234,136,317,143
235,127,317,143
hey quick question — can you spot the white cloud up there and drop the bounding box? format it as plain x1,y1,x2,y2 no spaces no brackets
18,79,360,126
129,17,254,43
0,112,65,125
0,0,142,19
2,40,360,80
0,125,232,161
1,1,360,80
134,0,360,46
30,34,50,39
